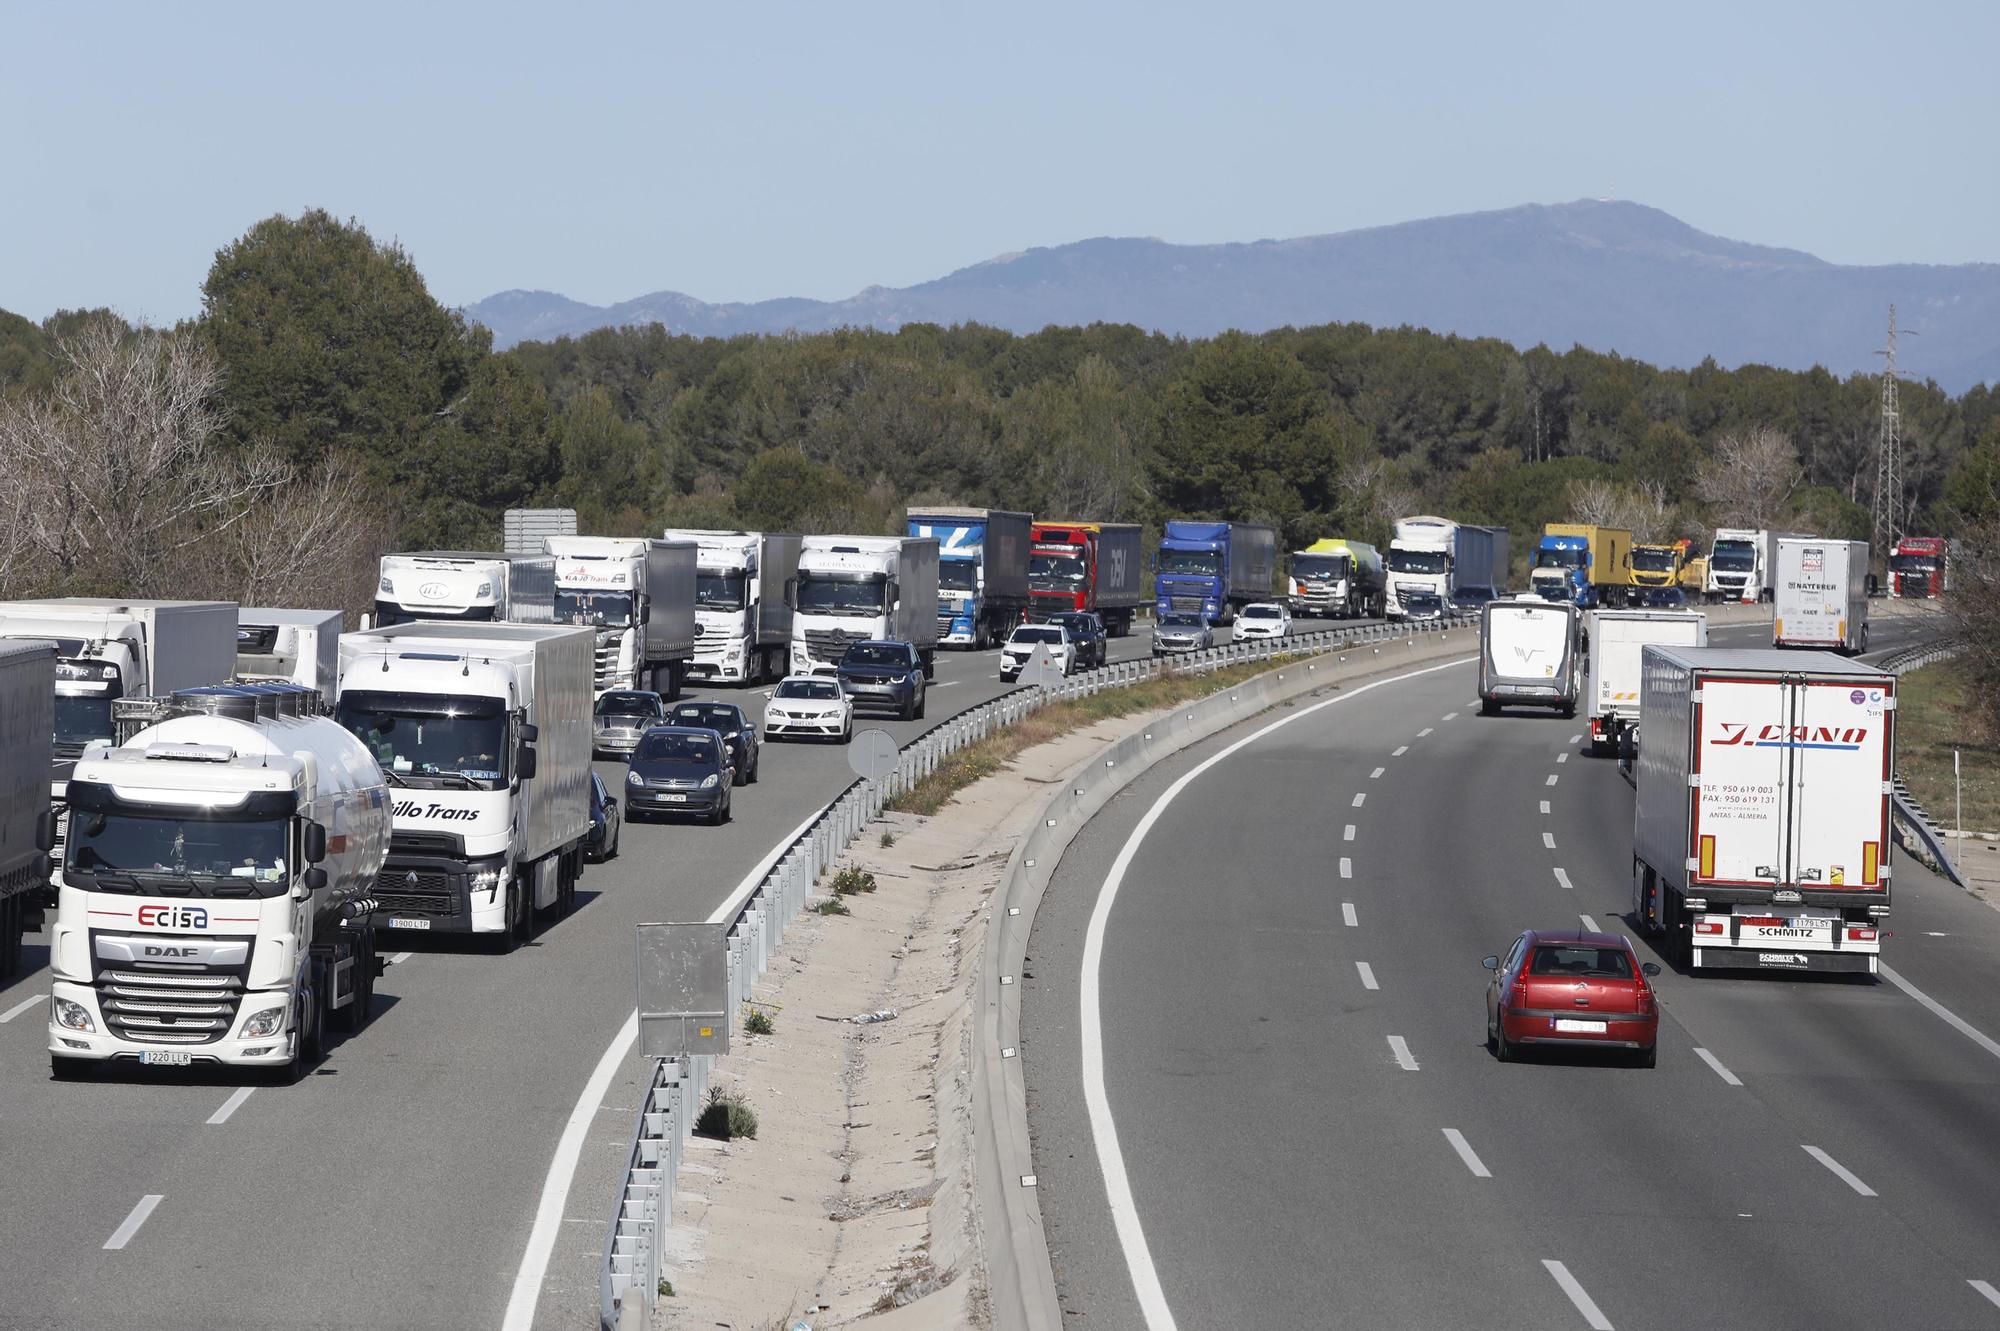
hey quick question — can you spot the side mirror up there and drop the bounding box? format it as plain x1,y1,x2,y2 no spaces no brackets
1481,955,1500,970
303,822,328,864
35,808,55,853
516,745,538,781
518,722,539,743
784,577,797,609
32,853,51,881
1641,962,1662,977
304,866,328,891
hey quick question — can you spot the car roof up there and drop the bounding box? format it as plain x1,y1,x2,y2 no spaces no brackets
848,639,911,649
1522,929,1632,950
672,700,743,714
641,724,723,740
599,690,661,703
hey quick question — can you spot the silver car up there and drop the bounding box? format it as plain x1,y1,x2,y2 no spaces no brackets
592,689,666,757
1151,611,1214,656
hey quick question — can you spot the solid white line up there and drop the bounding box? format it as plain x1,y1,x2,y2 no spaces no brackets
1387,1035,1419,1070
1546,774,1559,786
1971,1280,2000,1310
1578,914,1600,933
1694,1048,1743,1087
1417,727,1434,738
0,992,46,1024
1341,902,1358,927
1369,766,1385,779
1356,962,1378,990
1392,745,1409,757
1339,857,1353,879
1344,824,1356,841
1553,867,1573,890
104,1195,163,1251
1079,657,1474,1330
1543,831,1557,850
1557,752,1570,764
1539,799,1551,815
1542,1260,1614,1330
1802,1145,1877,1197
1880,964,2000,1063
1351,793,1366,808
206,1087,255,1126
1442,1128,1491,1178
387,951,413,965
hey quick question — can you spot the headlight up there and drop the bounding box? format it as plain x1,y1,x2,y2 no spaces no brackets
470,866,504,891
378,575,393,593
726,731,740,739
700,773,720,789
627,769,643,787
54,997,94,1032
241,1005,287,1039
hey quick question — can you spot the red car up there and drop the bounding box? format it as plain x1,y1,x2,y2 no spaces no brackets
1483,930,1661,1066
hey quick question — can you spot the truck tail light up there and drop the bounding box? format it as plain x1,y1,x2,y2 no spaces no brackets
1847,927,1878,942
1590,717,1605,739
1694,920,1724,936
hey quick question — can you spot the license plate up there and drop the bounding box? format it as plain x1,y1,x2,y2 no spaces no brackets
659,794,687,803
140,1050,192,1066
389,917,432,930
1553,1018,1606,1033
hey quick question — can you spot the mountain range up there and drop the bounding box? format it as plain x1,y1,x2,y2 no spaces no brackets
464,201,2000,391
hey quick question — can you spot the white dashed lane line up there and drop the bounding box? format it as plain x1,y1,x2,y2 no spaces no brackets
1539,800,1551,815
1553,868,1573,890
1542,1260,1615,1331
1356,962,1379,991
388,952,413,965
1339,857,1353,879
1442,712,1459,721
1417,727,1434,738
1387,1035,1419,1071
1578,914,1600,932
1341,902,1358,927
206,1087,256,1126
1352,793,1366,808
1557,752,1570,764
0,992,46,1024
1370,766,1385,779
1344,824,1356,841
104,1195,163,1251
1442,1128,1492,1178
1694,1048,1743,1087
1392,745,1409,757
1569,733,1583,744
1802,1145,1877,1197
1546,774,1559,787
1971,1281,2000,1311
1543,831,1556,849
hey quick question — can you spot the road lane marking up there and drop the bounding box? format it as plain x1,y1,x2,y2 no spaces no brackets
1539,800,1551,815
1387,1035,1418,1070
1543,831,1557,849
1351,793,1365,808
1339,858,1352,879
104,1195,162,1250
1546,774,1559,786
1802,1145,1877,1197
1443,1128,1491,1178
1542,1260,1614,1330
1971,1281,2000,1310
0,992,46,1024
1578,914,1600,932
1569,733,1583,744
1880,964,2000,1063
1369,766,1385,779
1341,903,1358,927
1392,745,1409,757
206,1087,255,1126
388,952,413,965
1553,868,1573,890
1078,656,1475,1331
1356,962,1378,990
1442,711,1458,721
1557,752,1570,764
1694,1048,1743,1086
1344,824,1356,841
1417,727,1434,738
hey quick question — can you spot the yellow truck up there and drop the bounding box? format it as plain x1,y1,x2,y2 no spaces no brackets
1631,540,1686,589
1529,523,1633,607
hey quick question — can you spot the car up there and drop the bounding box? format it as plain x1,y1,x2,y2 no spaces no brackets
836,640,927,720
1151,611,1213,656
592,689,666,758
764,674,853,742
585,770,621,862
625,725,733,824
1047,612,1107,669
1451,585,1502,612
1000,623,1075,681
1233,601,1291,640
1632,586,1688,608
1483,930,1661,1066
667,700,760,784
1399,588,1447,621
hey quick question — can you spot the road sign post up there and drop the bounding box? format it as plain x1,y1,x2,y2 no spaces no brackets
848,727,899,814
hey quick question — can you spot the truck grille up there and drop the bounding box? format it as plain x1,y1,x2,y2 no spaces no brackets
804,628,867,665
374,867,458,917
1168,595,1204,613
97,967,244,1045
594,637,624,692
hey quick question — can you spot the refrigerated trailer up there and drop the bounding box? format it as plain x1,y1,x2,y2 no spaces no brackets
1773,538,1869,655
1584,609,1708,756
1631,648,1894,974
0,641,55,977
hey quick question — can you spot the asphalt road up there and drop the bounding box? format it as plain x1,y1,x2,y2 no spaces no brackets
0,611,1388,1331
1019,610,2000,1330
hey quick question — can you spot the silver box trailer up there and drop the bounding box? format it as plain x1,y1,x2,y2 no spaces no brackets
1584,608,1708,755
1774,538,1870,654
236,608,344,694
642,539,698,669
0,640,55,975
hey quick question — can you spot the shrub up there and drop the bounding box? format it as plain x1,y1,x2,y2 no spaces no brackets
810,897,850,916
695,1087,759,1141
880,830,898,848
831,866,879,896
743,1006,775,1036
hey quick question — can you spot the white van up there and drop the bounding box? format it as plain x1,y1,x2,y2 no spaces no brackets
1479,597,1580,717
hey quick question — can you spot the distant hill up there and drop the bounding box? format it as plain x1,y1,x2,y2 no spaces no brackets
466,201,2000,391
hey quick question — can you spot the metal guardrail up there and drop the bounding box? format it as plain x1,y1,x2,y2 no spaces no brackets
596,612,1472,1328
1879,639,1967,887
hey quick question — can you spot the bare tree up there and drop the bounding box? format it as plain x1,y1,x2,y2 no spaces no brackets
1566,479,1623,527
182,452,386,613
1563,478,1676,543
1695,427,1803,529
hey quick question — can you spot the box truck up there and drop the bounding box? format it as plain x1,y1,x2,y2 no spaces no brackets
1027,521,1146,634
1773,538,1870,654
373,552,556,626
1632,648,1894,973
789,536,940,675
545,536,697,697
0,641,54,977
236,608,343,695
1287,539,1385,619
1584,608,1708,757
905,507,1032,648
664,529,801,684
1154,521,1278,625
1478,598,1581,716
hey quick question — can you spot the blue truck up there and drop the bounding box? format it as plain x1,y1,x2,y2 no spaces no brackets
1154,521,1279,625
1528,523,1633,609
904,507,1033,649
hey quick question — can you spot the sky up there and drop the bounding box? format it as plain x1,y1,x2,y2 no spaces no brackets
4,0,1996,324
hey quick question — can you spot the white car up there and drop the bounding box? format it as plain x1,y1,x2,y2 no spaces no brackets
1232,602,1291,640
763,674,854,742
1000,624,1075,681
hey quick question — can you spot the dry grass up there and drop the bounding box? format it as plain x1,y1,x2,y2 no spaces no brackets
1896,658,2000,833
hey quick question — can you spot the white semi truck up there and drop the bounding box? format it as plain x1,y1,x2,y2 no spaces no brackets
545,536,697,698
336,623,594,946
1704,528,1807,604
789,536,941,675
1632,647,1894,974
46,682,391,1078
1584,608,1707,757
1385,518,1507,618
0,641,55,978
1774,537,1870,655
236,608,343,695
373,551,556,626
663,529,802,685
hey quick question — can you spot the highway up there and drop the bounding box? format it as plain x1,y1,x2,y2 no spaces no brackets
1017,610,2000,1331
0,617,1273,1331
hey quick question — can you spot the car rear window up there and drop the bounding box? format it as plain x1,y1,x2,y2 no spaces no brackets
1012,627,1061,644
1530,945,1632,978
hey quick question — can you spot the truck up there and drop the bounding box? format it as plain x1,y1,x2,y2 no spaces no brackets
1774,537,1870,655
1385,518,1508,618
0,642,54,978
1153,521,1278,625
236,608,343,695
373,551,556,626
663,529,801,685
335,623,594,945
1704,528,1807,604
789,536,940,676
1631,647,1894,974
1629,541,1687,591
46,681,392,1078
1583,608,1708,757
1529,524,1632,608
1888,536,1951,599
1027,521,1146,635
545,536,698,698
905,507,1032,649
504,507,577,557
1477,597,1581,717
1287,538,1385,619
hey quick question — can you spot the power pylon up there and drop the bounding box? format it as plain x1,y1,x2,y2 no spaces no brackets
1871,306,1904,568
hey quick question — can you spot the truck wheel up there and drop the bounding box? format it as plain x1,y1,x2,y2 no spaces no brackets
922,653,935,681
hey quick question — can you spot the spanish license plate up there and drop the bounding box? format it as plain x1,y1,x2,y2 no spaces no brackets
389,917,432,930
660,794,687,803
140,1050,192,1066
1553,1018,1606,1033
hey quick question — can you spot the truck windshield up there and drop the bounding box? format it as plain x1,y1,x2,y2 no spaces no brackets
1711,541,1756,572
938,561,978,592
67,811,290,898
1388,550,1446,575
336,691,510,787
1028,552,1086,589
556,590,635,628
1534,547,1586,569
54,694,116,750
695,572,748,610
1631,548,1676,572
796,574,888,617
1888,554,1935,573
1289,554,1349,579
1157,550,1221,576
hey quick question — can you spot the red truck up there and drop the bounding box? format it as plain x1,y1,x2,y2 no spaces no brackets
1888,536,1951,599
1028,522,1147,636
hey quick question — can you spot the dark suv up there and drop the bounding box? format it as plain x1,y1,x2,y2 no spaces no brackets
837,640,927,720
1048,612,1107,669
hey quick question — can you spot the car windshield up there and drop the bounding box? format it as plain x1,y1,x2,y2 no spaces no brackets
1028,552,1086,589
1534,547,1586,569
1711,541,1756,572
68,811,290,897
595,694,658,719
1388,550,1446,574
797,573,888,617
635,732,719,764
1290,554,1349,578
671,705,740,730
555,589,635,628
336,691,509,786
1011,627,1062,644
1157,549,1221,576
776,679,841,701
1159,614,1203,629
1632,548,1677,572
1054,618,1096,635
1243,605,1281,619
1530,945,1633,978
843,644,910,667
695,571,748,610
938,561,978,592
